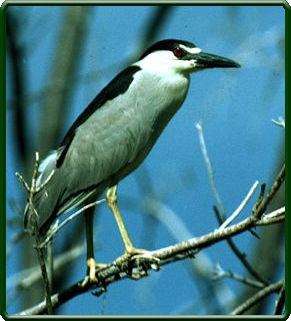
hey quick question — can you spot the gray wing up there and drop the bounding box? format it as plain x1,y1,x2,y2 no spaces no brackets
25,84,155,234
24,66,189,235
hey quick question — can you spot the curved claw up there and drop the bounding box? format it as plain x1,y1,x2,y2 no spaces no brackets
79,275,92,288
79,258,108,288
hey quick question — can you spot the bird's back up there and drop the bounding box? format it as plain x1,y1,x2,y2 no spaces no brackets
24,64,190,235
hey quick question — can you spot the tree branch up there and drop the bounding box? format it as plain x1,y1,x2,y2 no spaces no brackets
17,208,284,315
16,152,53,314
230,279,284,315
196,121,269,285
218,180,259,230
214,206,269,286
195,121,226,216
273,280,285,315
253,163,285,219
213,264,265,289
271,116,285,129
16,161,285,315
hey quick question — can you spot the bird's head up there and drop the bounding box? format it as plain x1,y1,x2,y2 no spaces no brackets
138,39,240,75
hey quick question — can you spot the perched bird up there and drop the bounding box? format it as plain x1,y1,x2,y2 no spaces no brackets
24,39,240,283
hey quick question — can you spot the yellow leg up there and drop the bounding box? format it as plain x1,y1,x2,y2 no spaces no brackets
80,208,107,287
106,185,135,253
106,185,156,266
85,208,98,283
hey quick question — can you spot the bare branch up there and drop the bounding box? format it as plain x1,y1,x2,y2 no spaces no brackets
143,196,235,312
230,279,284,315
256,214,285,226
16,151,285,315
254,206,285,227
196,121,270,286
31,226,53,314
195,121,226,216
35,169,55,193
253,163,285,219
213,264,265,289
263,206,285,219
15,172,30,192
214,206,270,286
273,280,285,315
16,152,53,314
271,116,285,129
17,203,284,315
218,181,259,230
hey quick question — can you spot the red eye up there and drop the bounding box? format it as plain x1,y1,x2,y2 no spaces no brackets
173,47,185,58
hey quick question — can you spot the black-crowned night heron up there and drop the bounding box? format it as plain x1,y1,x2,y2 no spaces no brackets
24,39,240,283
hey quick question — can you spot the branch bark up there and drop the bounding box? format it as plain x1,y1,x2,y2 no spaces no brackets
17,206,284,315
231,279,284,315
16,163,285,315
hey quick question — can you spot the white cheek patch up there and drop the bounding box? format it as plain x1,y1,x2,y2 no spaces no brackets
180,45,201,54
137,50,175,70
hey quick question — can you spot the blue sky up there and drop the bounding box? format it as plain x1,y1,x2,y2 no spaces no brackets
6,5,285,315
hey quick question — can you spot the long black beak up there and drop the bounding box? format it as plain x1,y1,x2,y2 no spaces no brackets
194,52,240,69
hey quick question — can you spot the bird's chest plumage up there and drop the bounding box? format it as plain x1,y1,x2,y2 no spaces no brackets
134,69,189,115
128,69,189,135
67,69,189,189
119,70,189,158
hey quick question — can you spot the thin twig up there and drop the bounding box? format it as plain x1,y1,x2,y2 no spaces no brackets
213,264,265,289
15,172,30,192
195,122,282,288
40,199,106,248
36,169,55,192
32,220,53,314
16,161,285,315
230,279,284,315
254,206,285,226
252,183,266,214
253,164,285,219
143,196,235,312
195,121,268,284
271,116,285,129
256,214,285,226
263,206,285,219
47,241,53,294
17,206,283,315
218,181,259,230
214,205,269,286
273,280,285,315
16,152,53,314
195,121,226,216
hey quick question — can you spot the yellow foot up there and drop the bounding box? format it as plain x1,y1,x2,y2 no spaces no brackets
114,248,148,265
114,247,160,278
79,258,108,287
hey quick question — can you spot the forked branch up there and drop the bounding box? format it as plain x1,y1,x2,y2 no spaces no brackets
17,163,285,316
